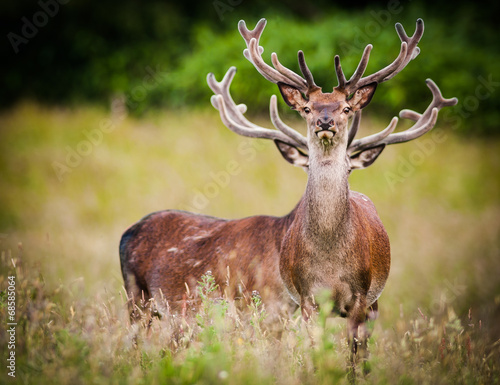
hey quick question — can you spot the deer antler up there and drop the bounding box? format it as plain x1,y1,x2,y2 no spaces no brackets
348,79,458,155
336,19,424,94
239,19,320,95
207,67,308,150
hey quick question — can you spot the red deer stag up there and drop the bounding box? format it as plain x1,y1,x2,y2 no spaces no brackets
120,18,457,352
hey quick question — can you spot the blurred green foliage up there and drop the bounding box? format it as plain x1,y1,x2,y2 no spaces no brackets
2,0,499,134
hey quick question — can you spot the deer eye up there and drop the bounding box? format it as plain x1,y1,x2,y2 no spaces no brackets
303,107,311,114
343,107,351,114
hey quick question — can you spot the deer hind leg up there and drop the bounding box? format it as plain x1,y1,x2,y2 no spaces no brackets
123,273,151,324
149,288,175,321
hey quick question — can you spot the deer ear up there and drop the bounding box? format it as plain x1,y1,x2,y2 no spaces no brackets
348,82,377,111
274,140,309,170
278,82,307,109
349,144,385,170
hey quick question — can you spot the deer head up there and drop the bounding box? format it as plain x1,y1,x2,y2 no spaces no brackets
277,78,377,159
207,18,457,171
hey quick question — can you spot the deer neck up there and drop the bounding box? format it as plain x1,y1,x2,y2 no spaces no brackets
302,141,352,244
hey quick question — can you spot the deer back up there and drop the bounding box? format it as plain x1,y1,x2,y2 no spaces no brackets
120,209,297,312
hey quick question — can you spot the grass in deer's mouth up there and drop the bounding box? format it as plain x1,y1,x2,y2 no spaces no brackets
316,130,335,140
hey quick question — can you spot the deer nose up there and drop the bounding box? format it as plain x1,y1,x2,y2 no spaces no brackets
316,119,334,131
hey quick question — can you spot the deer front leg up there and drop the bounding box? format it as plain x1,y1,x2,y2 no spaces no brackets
347,295,369,359
364,300,378,341
300,294,318,348
300,295,317,322
366,300,378,322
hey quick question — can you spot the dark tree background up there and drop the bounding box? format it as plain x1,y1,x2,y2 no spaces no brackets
2,0,499,134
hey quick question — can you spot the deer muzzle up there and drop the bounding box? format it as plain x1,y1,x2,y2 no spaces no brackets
315,119,336,139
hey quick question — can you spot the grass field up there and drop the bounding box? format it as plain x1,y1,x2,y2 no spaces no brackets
1,102,499,384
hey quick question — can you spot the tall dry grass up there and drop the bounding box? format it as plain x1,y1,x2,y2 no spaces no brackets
0,102,499,383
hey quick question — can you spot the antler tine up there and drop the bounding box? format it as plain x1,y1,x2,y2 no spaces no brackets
348,117,398,155
238,19,310,93
334,55,347,90
340,19,423,94
207,67,252,126
347,110,362,148
208,67,308,150
383,108,438,145
426,78,459,109
298,51,321,93
271,53,308,91
238,18,267,44
342,41,408,93
270,95,308,150
399,79,458,128
396,19,424,62
383,79,456,145
344,44,373,90
380,19,424,81
399,109,421,121
211,94,306,147
246,38,293,85
349,80,458,153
